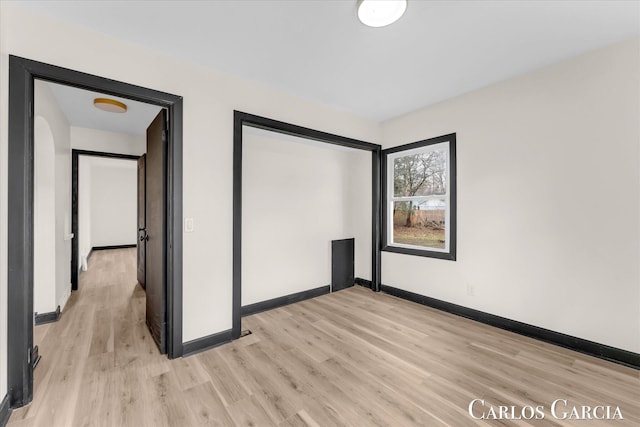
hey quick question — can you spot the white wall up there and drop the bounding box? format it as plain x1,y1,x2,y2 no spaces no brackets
34,80,72,314
89,159,138,248
72,127,143,271
0,3,381,344
34,117,57,314
381,38,640,353
71,126,145,155
78,157,138,271
346,149,372,281
242,128,371,306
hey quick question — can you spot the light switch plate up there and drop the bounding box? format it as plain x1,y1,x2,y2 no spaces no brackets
184,217,194,233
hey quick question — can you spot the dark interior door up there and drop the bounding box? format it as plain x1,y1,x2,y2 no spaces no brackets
146,111,167,353
137,154,146,289
332,238,355,292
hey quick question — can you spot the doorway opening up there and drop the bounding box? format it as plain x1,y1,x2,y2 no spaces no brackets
72,150,141,291
7,55,184,409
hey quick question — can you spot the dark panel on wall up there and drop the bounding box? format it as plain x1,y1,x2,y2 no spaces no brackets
332,238,355,292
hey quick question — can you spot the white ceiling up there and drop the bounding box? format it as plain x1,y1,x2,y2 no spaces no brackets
45,82,162,136
19,1,640,121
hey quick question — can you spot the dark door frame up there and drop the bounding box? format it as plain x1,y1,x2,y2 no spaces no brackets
233,111,382,339
137,154,147,289
8,55,184,408
71,150,141,291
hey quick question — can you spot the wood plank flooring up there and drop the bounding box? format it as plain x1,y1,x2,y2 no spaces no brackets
8,248,639,426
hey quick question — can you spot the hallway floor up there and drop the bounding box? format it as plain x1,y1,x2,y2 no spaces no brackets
7,248,640,426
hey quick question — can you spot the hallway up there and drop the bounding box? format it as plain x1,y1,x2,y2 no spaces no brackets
8,248,162,426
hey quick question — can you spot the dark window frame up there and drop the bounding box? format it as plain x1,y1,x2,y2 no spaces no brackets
381,133,457,260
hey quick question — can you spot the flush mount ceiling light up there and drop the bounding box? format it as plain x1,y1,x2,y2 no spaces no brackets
357,0,407,28
93,97,127,113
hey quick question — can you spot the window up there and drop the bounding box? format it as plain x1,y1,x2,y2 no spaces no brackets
382,133,456,260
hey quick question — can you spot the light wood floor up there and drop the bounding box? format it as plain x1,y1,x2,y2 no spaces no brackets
8,248,639,426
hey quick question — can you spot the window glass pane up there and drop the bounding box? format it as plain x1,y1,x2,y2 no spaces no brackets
393,148,447,197
392,199,446,249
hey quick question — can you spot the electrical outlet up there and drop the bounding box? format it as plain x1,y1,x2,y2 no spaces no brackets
466,282,475,296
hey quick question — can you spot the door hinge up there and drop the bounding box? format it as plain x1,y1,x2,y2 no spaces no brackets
32,346,41,370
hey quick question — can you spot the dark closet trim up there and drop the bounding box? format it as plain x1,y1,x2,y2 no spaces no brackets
71,149,140,291
237,112,380,151
182,329,233,357
355,277,373,289
241,285,330,317
34,306,61,325
8,55,184,409
0,394,11,427
233,111,382,340
381,284,640,369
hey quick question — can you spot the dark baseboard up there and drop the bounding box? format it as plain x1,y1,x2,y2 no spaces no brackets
182,329,233,357
0,394,11,427
380,284,640,370
34,305,61,325
92,244,136,251
355,277,373,289
241,285,331,317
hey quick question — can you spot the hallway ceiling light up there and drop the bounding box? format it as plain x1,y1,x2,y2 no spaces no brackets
93,97,127,113
357,0,407,28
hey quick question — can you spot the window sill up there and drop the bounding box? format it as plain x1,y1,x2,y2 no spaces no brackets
381,244,456,260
